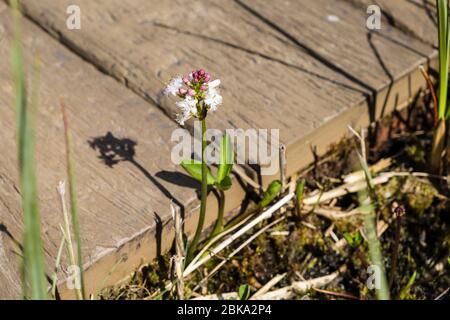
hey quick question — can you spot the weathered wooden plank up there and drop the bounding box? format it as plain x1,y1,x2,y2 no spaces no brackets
240,0,434,90
15,0,435,178
16,0,366,142
348,0,437,46
0,2,247,298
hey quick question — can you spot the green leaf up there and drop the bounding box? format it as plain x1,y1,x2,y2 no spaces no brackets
353,230,363,247
399,271,417,300
217,134,233,183
343,231,363,248
238,284,251,300
181,160,215,185
259,180,282,208
218,176,232,191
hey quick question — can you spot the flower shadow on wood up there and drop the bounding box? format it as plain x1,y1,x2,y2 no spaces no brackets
88,132,197,268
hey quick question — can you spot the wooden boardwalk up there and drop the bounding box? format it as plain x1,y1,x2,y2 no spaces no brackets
0,0,437,298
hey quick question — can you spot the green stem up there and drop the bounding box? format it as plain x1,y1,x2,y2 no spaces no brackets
225,206,259,230
437,0,450,119
186,119,208,264
210,190,225,238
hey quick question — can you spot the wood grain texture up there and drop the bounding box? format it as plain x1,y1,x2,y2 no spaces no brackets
16,0,435,152
0,1,241,298
235,0,437,179
348,0,437,46
240,0,434,90
16,0,367,143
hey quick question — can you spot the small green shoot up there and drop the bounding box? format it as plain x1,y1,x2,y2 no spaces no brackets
259,180,282,208
295,179,305,214
399,271,417,300
238,284,251,300
343,230,363,248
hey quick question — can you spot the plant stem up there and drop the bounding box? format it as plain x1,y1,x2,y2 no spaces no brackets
210,189,225,238
431,0,450,173
61,100,85,299
186,119,208,264
431,119,446,174
437,0,450,119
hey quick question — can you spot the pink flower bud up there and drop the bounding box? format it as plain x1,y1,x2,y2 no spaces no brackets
199,69,205,76
182,76,190,85
200,85,206,91
204,73,211,82
188,89,196,97
179,88,187,95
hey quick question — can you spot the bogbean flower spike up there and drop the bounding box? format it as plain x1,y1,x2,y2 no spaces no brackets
164,69,222,125
164,69,224,264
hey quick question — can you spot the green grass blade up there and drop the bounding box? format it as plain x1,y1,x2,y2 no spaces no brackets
11,0,48,300
399,271,417,300
437,0,450,119
61,99,86,299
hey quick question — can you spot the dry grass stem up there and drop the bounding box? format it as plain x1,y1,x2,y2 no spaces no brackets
232,165,261,191
192,217,286,293
279,144,287,192
171,202,185,299
251,273,286,299
194,266,345,300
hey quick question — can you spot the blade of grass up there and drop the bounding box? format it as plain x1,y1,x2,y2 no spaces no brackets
60,98,85,299
51,233,66,298
11,0,48,300
56,181,82,299
399,271,417,300
350,127,390,300
431,0,450,173
437,0,450,119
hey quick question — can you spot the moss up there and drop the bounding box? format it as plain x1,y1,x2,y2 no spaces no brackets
405,145,426,166
405,181,437,216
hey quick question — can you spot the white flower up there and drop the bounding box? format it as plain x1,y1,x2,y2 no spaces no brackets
164,76,183,96
209,79,221,88
204,86,222,112
175,96,198,125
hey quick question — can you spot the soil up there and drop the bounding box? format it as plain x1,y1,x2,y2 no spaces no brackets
100,91,450,300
